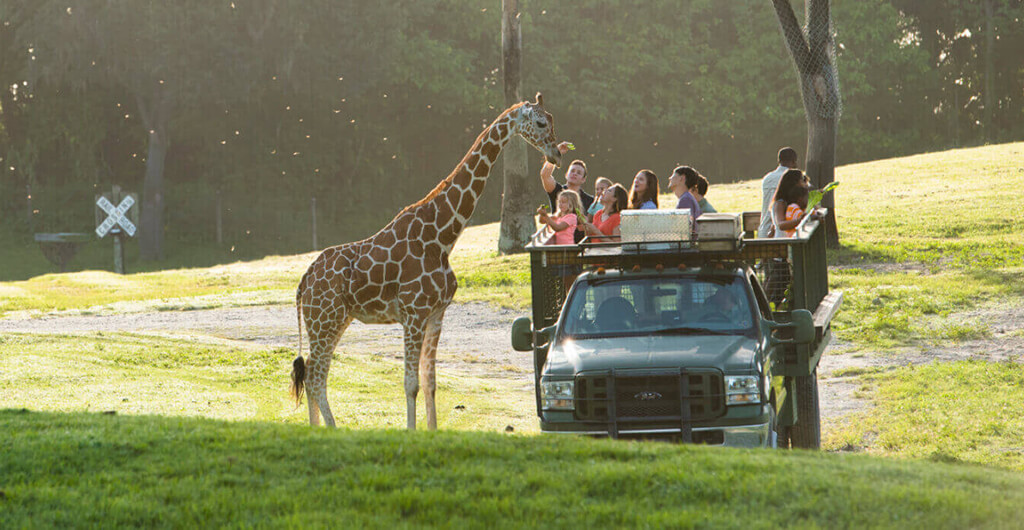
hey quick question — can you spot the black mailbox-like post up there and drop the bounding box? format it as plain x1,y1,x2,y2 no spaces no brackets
34,233,91,272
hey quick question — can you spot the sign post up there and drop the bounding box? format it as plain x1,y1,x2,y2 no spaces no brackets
95,185,138,274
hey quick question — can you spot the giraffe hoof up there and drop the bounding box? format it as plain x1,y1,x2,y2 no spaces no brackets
454,405,465,410
504,425,514,433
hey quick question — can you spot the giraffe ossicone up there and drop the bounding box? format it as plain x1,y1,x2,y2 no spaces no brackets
291,93,561,429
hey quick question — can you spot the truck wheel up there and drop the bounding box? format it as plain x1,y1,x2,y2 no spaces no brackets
790,369,821,449
768,397,788,449
770,407,786,448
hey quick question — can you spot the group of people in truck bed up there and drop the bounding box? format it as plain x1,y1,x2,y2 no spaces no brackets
536,143,818,244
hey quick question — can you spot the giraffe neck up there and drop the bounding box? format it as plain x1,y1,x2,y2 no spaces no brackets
426,108,518,255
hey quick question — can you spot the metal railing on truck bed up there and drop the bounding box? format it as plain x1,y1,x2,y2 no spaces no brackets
524,212,831,331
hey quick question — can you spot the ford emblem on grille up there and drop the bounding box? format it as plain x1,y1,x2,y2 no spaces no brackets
635,391,662,401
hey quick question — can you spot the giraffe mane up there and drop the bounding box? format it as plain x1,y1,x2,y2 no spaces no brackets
398,102,527,216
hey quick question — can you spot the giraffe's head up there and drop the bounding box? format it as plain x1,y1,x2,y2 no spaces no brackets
515,93,562,167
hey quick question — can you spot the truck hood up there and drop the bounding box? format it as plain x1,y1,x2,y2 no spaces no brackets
544,335,758,376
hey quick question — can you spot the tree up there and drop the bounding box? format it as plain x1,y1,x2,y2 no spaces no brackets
23,1,243,260
498,0,534,254
891,0,1024,147
772,0,842,247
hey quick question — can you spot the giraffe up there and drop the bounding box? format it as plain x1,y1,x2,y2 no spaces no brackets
291,93,561,429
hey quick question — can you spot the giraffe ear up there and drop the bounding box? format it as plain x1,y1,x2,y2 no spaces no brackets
535,92,544,107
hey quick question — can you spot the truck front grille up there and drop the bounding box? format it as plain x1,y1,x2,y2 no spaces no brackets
575,370,724,422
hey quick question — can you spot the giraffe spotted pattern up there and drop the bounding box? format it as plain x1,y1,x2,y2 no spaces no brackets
292,94,562,429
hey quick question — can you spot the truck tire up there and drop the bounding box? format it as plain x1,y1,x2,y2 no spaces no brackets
790,369,821,449
769,397,790,449
775,415,791,449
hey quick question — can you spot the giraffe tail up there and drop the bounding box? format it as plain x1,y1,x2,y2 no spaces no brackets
291,282,306,406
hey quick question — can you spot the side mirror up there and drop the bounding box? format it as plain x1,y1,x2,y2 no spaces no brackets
764,309,816,346
511,317,533,352
790,309,815,344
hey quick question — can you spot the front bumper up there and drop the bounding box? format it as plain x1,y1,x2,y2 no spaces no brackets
543,420,772,448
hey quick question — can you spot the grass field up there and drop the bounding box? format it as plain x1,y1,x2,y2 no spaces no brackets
3,410,1024,528
3,142,1024,527
826,360,1024,472
0,332,536,433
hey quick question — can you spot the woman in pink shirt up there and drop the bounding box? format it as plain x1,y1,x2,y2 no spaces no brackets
582,184,628,242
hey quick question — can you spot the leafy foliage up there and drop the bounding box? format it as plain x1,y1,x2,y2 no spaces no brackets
807,180,839,210
0,0,1021,261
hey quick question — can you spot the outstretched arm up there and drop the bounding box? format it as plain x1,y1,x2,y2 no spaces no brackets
539,141,573,194
544,216,570,232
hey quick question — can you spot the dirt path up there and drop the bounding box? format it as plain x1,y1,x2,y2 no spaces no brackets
4,301,1022,432
0,302,536,388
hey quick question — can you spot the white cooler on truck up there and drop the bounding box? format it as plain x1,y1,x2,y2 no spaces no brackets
696,213,743,251
619,209,692,249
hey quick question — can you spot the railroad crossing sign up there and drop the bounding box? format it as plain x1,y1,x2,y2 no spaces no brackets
96,195,136,237
95,185,138,274
95,186,138,238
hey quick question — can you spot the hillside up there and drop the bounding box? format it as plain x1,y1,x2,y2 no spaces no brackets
2,143,1024,527
3,410,1024,528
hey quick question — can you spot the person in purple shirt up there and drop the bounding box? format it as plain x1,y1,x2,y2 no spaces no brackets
667,165,703,219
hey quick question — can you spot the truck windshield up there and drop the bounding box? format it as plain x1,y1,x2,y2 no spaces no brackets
560,275,757,339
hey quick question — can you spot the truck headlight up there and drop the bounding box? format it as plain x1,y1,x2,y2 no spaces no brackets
540,380,574,410
725,376,761,405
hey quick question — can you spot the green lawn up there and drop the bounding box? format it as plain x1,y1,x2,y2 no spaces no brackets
0,332,536,433
3,410,1024,529
825,360,1024,472
705,142,1024,351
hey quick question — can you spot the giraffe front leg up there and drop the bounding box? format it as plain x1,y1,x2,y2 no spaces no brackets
403,324,425,430
420,314,445,431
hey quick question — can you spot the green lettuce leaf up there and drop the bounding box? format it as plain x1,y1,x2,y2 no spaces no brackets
807,181,840,210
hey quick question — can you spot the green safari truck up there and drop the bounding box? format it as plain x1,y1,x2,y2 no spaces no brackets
511,213,842,448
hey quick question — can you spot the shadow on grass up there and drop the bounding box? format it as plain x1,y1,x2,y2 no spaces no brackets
0,233,310,282
828,243,898,267
967,268,1024,297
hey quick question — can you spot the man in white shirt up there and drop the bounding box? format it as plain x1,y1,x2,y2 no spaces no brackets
757,147,798,238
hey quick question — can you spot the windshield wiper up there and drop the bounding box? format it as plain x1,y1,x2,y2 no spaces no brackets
652,326,734,336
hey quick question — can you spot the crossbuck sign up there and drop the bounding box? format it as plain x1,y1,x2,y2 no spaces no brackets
96,195,137,238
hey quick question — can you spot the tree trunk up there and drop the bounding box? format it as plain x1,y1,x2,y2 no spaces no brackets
137,91,171,261
498,0,534,254
772,0,841,248
805,112,838,244
139,127,168,261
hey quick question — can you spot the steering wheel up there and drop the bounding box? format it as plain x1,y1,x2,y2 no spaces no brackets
698,311,731,323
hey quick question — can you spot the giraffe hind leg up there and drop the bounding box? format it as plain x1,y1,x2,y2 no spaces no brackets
305,386,321,426
304,315,350,428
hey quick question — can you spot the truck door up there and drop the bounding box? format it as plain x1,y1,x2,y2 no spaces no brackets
748,274,772,319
